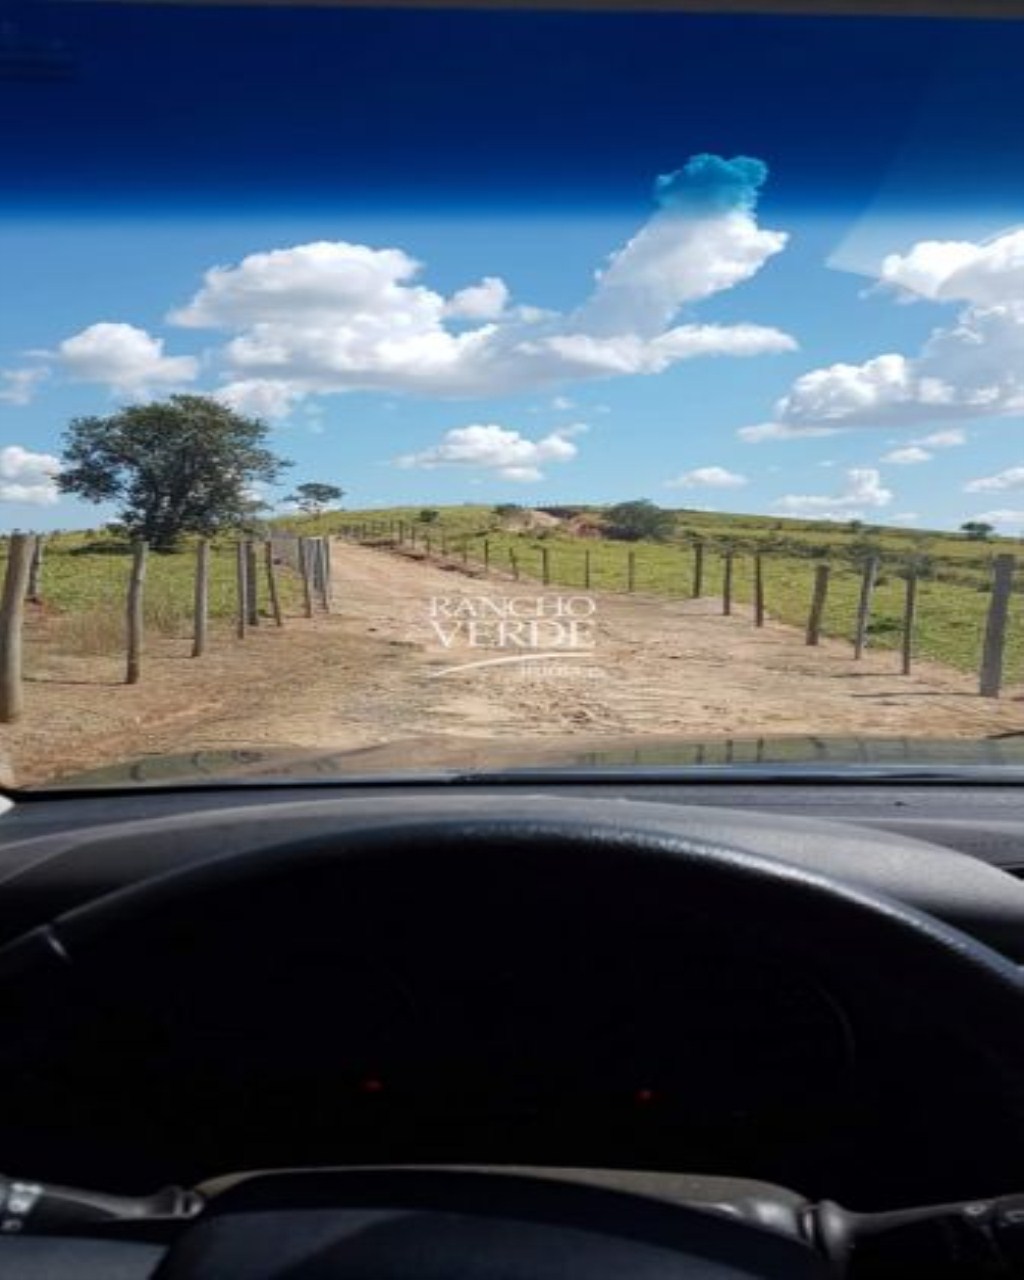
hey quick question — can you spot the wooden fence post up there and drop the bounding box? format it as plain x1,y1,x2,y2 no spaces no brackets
753,553,765,628
483,540,491,573
245,540,259,626
542,547,550,586
126,539,147,684
806,564,830,646
298,537,314,619
440,532,448,557
317,539,330,611
627,550,636,593
0,533,34,721
462,541,469,566
901,571,918,676
722,552,733,616
980,554,1015,697
26,535,43,603
584,548,592,591
236,541,249,638
425,534,432,558
853,556,879,659
509,548,519,581
192,539,209,657
264,540,283,627
693,543,704,598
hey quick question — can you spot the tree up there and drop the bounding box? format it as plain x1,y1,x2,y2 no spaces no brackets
961,520,995,541
58,395,290,552
286,482,346,516
604,499,675,542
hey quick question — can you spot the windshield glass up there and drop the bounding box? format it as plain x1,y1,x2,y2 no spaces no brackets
3,0,1024,787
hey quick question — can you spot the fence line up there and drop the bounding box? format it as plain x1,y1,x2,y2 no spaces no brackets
336,521,1021,697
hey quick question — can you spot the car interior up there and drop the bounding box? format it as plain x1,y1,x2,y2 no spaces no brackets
4,0,1024,1276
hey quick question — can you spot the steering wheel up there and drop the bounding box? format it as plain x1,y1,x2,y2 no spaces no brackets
1,797,1024,1278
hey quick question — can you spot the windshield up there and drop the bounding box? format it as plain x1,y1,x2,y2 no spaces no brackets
2,0,1024,787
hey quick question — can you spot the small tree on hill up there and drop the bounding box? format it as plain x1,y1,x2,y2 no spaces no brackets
961,520,995,541
605,499,675,542
58,395,290,552
286,482,346,516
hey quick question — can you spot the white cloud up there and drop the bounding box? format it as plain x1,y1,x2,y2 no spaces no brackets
965,466,1024,493
882,445,932,465
396,424,579,481
974,509,1024,527
444,276,510,321
551,395,575,411
745,228,1024,435
880,229,1024,306
0,367,47,407
891,512,920,523
667,465,747,489
214,379,304,420
573,206,788,337
0,445,61,505
58,323,197,396
775,467,893,515
913,428,965,448
738,421,841,443
163,173,794,401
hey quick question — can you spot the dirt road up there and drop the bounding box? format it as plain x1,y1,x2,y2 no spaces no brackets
4,539,1022,785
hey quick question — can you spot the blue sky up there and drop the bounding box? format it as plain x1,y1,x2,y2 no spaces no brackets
2,4,1024,532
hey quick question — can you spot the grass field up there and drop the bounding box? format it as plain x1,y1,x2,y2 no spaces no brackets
294,503,1024,683
2,530,308,657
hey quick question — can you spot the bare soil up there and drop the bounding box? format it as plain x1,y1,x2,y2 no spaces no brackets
3,540,1021,786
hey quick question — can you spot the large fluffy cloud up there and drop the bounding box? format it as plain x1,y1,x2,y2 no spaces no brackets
396,424,580,482
162,154,793,408
775,467,893,518
0,445,61,505
573,156,787,338
742,227,1024,438
880,230,1024,306
58,323,197,396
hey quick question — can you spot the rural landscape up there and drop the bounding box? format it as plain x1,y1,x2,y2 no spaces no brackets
0,392,1022,788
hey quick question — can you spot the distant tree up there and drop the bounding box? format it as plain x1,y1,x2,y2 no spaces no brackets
418,508,440,523
58,395,290,553
493,503,522,518
961,520,995,541
605,499,675,542
286,482,345,516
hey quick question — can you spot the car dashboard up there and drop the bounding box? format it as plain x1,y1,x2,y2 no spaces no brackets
0,775,1022,1217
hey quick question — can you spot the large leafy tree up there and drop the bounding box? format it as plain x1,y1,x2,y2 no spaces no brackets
58,395,290,551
